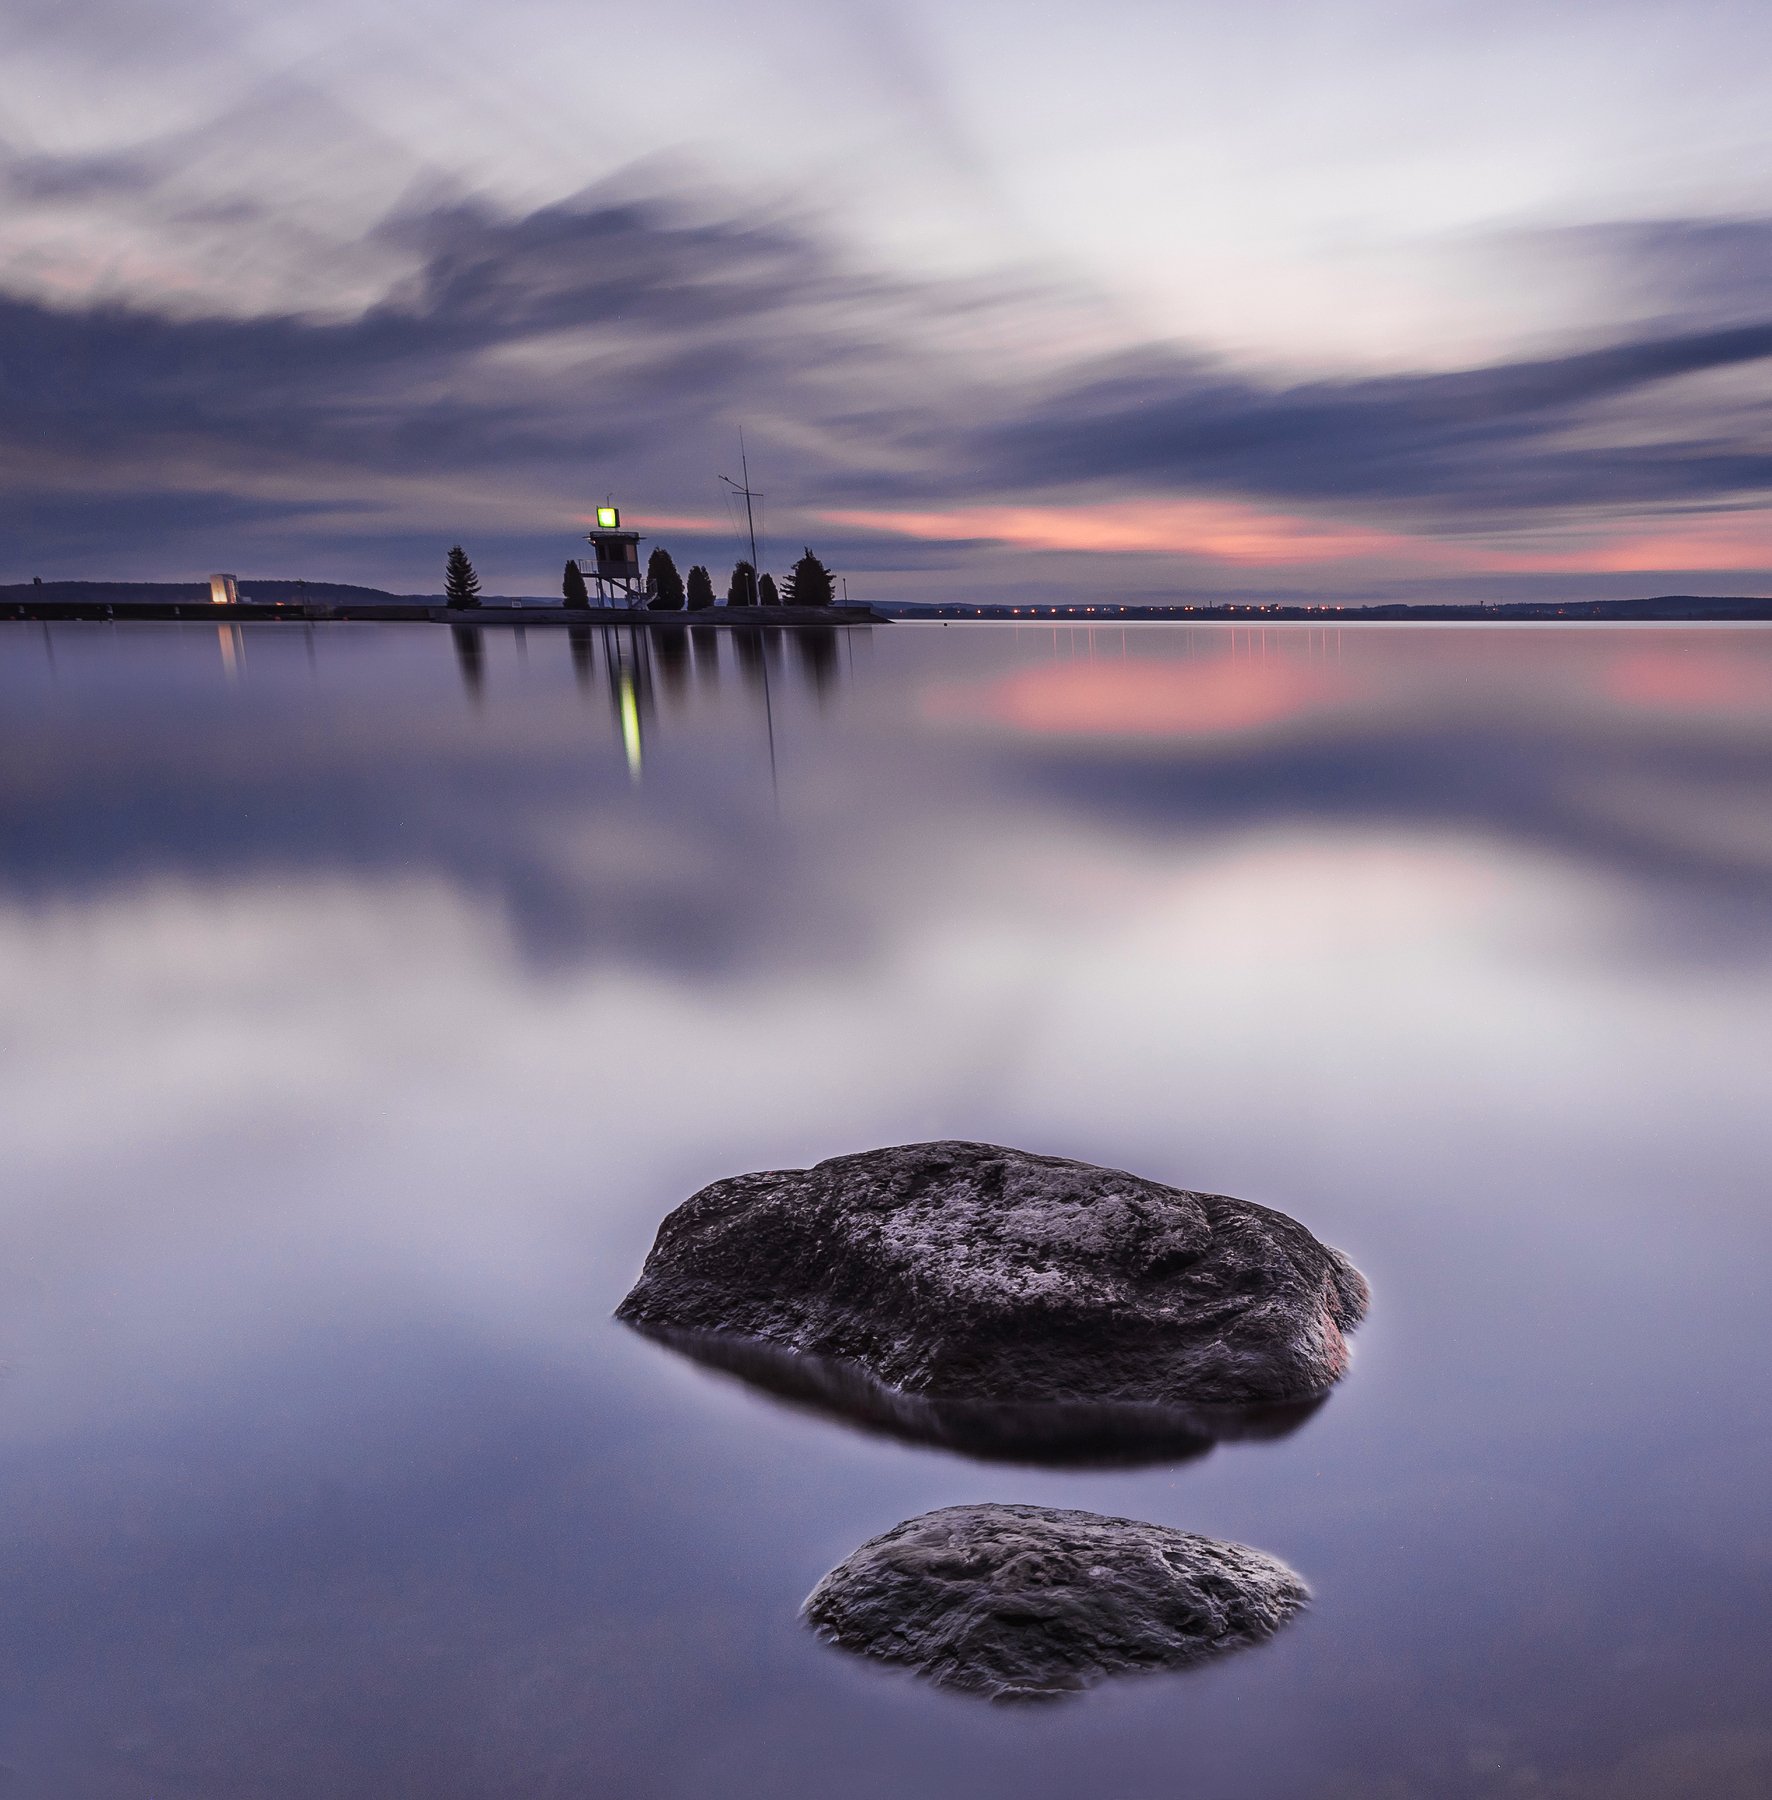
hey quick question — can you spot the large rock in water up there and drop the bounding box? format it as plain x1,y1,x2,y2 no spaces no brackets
804,1503,1308,1699
617,1141,1368,1408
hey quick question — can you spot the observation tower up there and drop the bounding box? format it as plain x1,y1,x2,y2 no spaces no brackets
577,505,645,607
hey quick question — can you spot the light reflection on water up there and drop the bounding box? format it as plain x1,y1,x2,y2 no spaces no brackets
0,620,1769,1798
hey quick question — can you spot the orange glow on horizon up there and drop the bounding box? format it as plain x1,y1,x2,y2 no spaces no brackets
820,499,1410,567
1513,521,1772,576
820,499,1772,579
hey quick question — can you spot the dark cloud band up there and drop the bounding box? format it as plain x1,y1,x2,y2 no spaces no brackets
6,164,1772,583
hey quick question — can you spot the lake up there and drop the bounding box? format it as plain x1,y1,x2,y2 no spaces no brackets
0,617,1768,1798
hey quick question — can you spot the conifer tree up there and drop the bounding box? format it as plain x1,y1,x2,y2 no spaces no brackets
646,546,685,611
781,546,835,607
563,559,590,608
758,572,780,607
685,564,715,610
444,545,482,609
727,560,757,606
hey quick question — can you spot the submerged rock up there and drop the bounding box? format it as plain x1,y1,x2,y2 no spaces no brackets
617,1141,1368,1409
631,1323,1327,1466
804,1503,1308,1699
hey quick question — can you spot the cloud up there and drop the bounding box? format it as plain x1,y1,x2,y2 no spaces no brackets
969,321,1772,516
0,183,882,574
7,158,1772,594
1512,216,1772,335
819,497,1772,579
819,499,1419,565
0,144,164,205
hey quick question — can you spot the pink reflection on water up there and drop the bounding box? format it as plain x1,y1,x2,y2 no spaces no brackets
1602,647,1772,716
922,653,1347,741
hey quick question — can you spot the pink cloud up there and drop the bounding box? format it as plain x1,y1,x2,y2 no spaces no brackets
819,499,1772,579
820,499,1415,567
1501,517,1772,575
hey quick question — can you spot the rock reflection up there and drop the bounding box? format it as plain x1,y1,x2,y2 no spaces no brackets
627,1324,1326,1467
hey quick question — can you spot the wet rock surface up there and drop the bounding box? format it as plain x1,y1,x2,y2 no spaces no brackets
632,1323,1327,1466
618,1141,1368,1408
804,1503,1309,1699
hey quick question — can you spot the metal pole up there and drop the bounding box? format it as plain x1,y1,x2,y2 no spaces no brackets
740,429,759,584
722,433,763,605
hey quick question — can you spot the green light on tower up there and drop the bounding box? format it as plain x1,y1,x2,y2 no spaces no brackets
596,505,620,530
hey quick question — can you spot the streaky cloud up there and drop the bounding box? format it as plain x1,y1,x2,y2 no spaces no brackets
6,170,1772,591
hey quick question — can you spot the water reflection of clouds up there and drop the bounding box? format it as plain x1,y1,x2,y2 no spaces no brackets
919,625,1772,743
3,624,1771,997
2,624,1771,1794
0,837,1761,1794
0,621,868,972
3,817,1764,1429
1602,643,1772,719
918,629,1772,922
921,656,1346,741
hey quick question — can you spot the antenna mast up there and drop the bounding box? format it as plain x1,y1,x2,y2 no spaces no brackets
720,429,763,602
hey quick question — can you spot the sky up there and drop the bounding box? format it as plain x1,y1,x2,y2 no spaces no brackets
6,0,1772,602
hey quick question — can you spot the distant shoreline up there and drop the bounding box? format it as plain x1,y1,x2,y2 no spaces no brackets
2,581,1769,625
871,595,1772,623
0,583,887,627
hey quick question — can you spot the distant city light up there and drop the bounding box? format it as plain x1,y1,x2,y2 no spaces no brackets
596,506,620,530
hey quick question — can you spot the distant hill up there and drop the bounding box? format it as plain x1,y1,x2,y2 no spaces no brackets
0,580,572,609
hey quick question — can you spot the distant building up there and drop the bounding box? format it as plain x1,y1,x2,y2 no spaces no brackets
209,573,238,606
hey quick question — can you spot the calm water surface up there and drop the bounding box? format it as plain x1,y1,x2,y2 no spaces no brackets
1,619,1769,1798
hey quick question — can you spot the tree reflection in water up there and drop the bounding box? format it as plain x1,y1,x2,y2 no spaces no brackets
690,625,720,686
449,618,864,785
449,624,483,705
653,626,691,705
568,623,595,692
